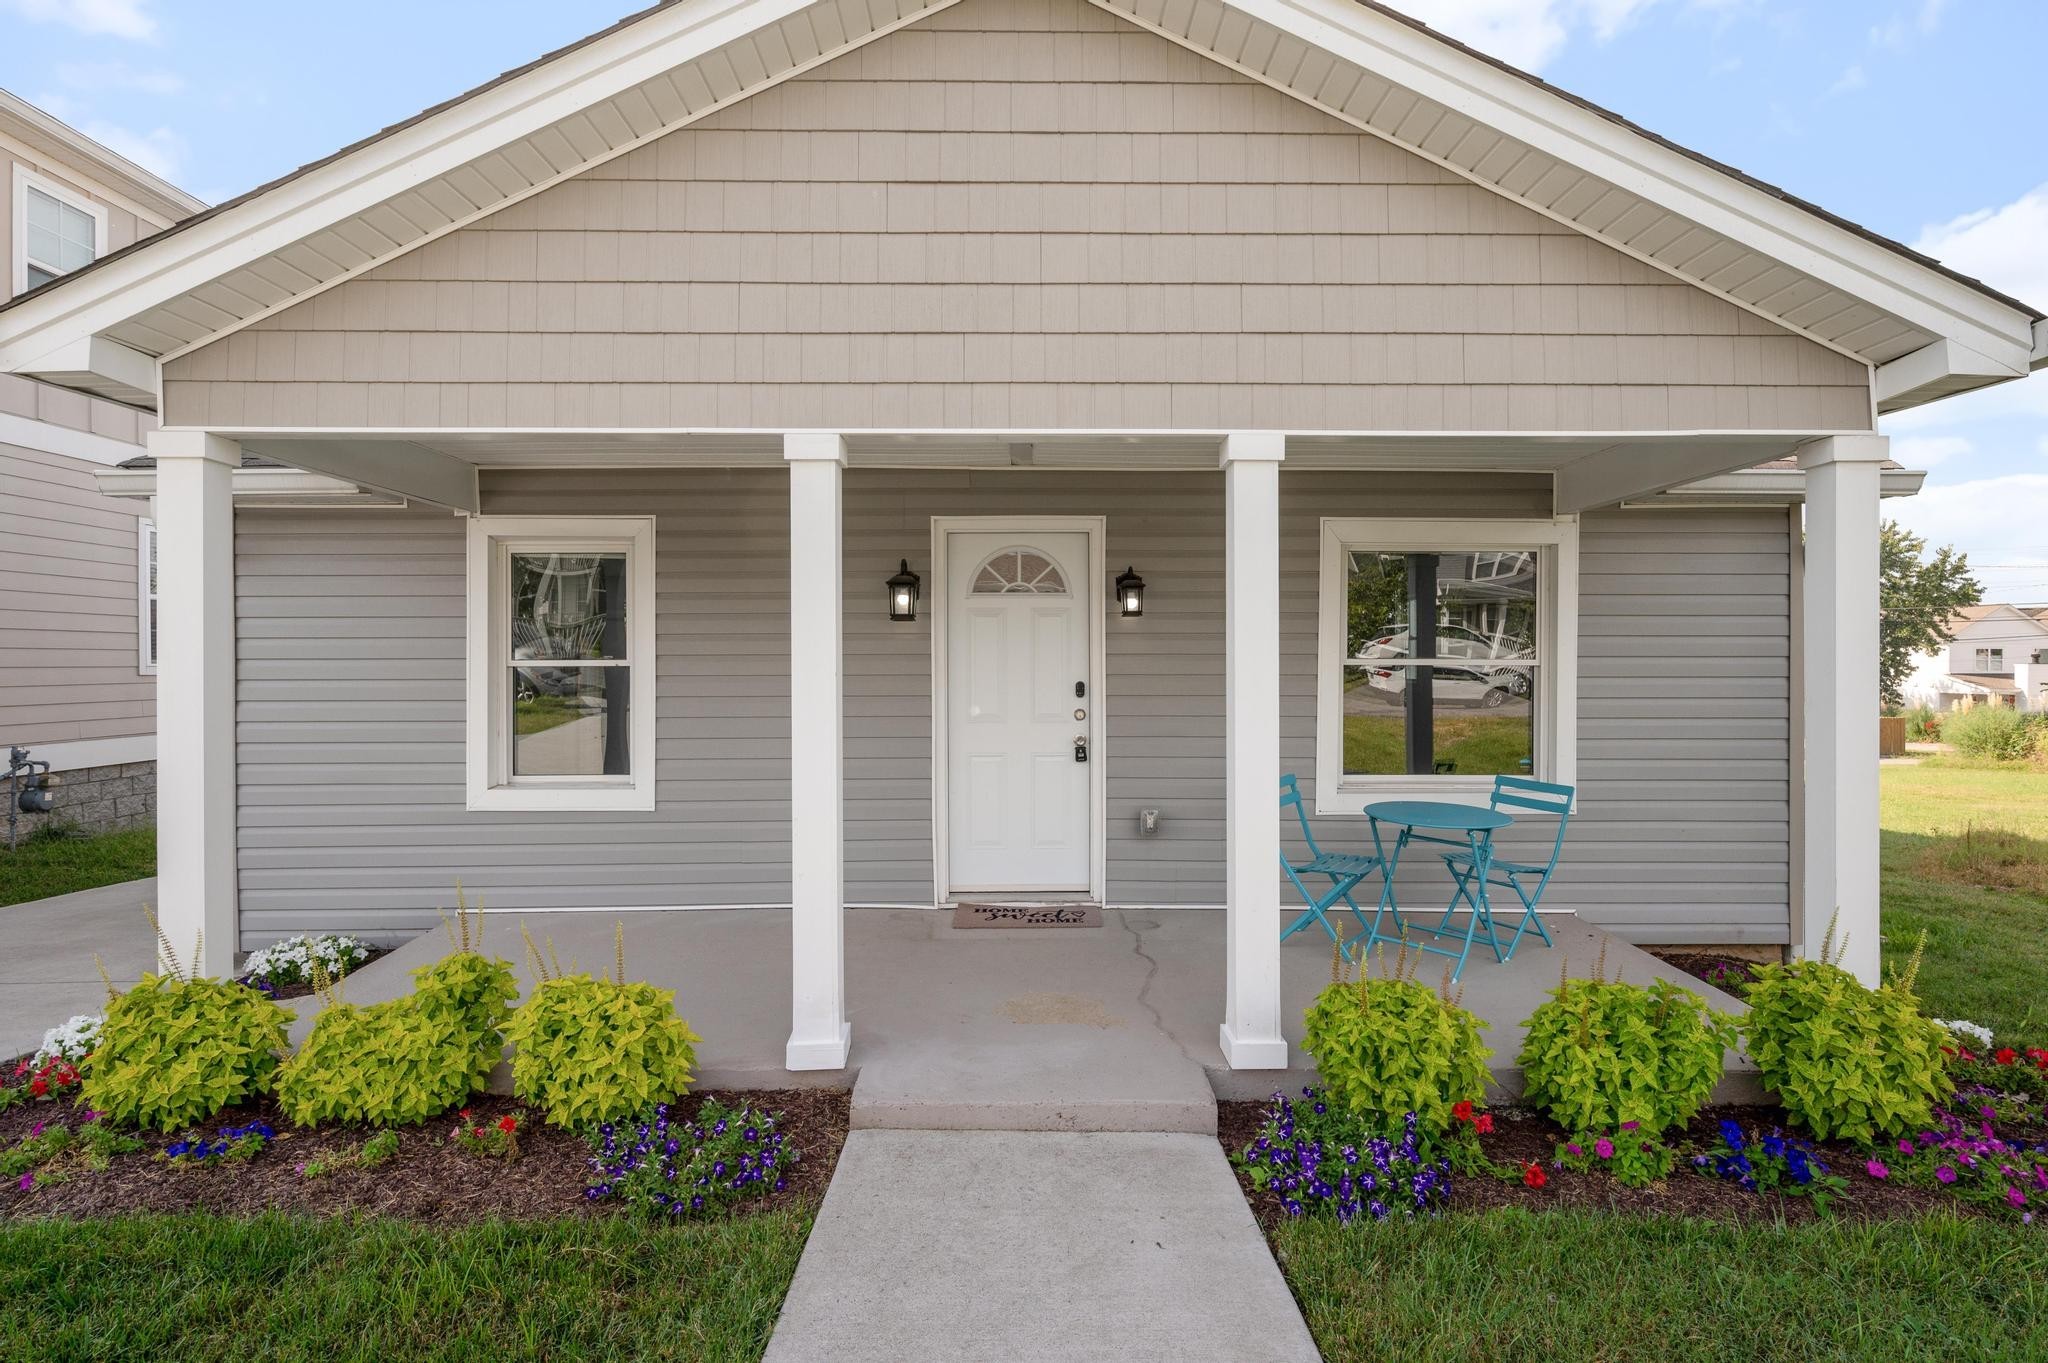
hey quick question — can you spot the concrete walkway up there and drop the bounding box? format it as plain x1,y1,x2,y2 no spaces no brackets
762,1130,1320,1363
0,877,156,1059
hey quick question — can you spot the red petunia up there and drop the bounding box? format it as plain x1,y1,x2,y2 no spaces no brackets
497,1115,518,1134
1995,1048,2019,1066
28,1078,47,1096
1522,1162,1547,1189
1451,1100,1474,1124
459,1108,474,1120
1474,1113,1494,1135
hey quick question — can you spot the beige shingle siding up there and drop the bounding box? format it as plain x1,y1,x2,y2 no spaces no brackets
164,0,1871,433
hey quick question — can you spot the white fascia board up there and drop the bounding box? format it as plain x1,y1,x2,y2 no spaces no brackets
0,409,144,467
1118,0,2039,371
94,464,399,503
0,0,952,373
1874,337,2028,414
1628,467,1925,506
17,333,158,406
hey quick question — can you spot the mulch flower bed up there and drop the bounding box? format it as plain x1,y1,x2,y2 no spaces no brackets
1217,1097,2047,1231
0,1087,847,1225
1643,950,1759,997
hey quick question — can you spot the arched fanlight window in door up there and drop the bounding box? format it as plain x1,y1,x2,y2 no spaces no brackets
970,548,1069,596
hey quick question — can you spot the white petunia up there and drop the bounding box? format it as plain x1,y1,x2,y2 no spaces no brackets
33,1014,102,1067
1935,1018,1995,1049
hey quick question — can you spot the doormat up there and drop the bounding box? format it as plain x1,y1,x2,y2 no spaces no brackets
952,902,1103,929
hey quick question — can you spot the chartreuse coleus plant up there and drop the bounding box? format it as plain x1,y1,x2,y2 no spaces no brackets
80,911,294,1132
504,923,702,1129
1518,943,1738,1184
1741,915,1952,1145
276,887,516,1127
1302,939,1491,1137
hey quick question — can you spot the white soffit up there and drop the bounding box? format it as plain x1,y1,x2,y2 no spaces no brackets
0,0,959,387
1090,0,2041,387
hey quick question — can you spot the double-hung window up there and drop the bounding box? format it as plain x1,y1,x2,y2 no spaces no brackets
15,169,105,293
466,516,655,810
138,518,158,674
1974,647,2005,670
1316,518,1578,813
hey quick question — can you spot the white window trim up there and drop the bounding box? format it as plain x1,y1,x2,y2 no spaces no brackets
465,514,656,812
137,517,158,675
13,165,109,296
1315,516,1579,815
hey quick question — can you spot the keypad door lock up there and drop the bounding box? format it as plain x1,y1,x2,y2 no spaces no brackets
1073,736,1089,763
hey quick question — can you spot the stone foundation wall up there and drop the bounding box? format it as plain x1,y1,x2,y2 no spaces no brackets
13,761,156,837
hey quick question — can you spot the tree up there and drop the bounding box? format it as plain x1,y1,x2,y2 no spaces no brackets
1878,521,1981,708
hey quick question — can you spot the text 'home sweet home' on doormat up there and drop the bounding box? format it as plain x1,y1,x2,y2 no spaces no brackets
951,902,1103,929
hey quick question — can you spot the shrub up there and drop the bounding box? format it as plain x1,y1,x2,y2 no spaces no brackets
504,926,701,1129
586,1098,797,1217
1902,704,1940,743
238,934,372,991
1301,944,1491,1136
276,906,516,1128
82,973,293,1131
1233,1088,1452,1222
1518,968,1737,1139
1942,704,2042,762
1741,926,1952,1144
276,993,490,1128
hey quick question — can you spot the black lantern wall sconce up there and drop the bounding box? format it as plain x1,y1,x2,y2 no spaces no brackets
886,559,922,622
1114,566,1145,617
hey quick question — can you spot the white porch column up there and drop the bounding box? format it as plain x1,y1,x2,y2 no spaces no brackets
1797,434,1887,983
149,430,240,979
1220,432,1288,1068
785,433,851,1069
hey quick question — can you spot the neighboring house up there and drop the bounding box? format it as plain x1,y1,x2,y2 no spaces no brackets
1,0,2042,1072
1904,603,2048,712
0,89,204,833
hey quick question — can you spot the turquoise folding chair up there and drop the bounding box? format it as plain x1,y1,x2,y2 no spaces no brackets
1436,775,1574,962
1280,774,1384,960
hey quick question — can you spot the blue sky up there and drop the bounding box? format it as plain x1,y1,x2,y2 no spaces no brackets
4,0,2044,599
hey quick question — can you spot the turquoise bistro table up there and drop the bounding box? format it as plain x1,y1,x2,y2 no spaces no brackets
1360,800,1513,982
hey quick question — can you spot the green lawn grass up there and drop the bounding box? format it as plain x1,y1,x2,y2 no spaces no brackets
513,695,583,736
1880,758,2048,1045
1275,1208,2047,1363
1343,713,1530,776
0,825,154,908
0,1211,811,1363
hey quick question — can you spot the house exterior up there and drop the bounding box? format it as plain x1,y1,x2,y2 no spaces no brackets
0,89,204,832
1904,603,2048,713
1,0,2042,1071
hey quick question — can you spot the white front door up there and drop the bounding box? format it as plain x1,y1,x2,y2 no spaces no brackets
945,530,1093,892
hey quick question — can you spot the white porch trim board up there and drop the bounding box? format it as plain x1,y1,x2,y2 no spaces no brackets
1219,432,1288,1069
1797,434,1886,983
148,429,239,979
786,433,852,1070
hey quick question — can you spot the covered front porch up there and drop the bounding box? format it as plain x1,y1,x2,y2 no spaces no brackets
297,904,1757,1132
140,424,1891,1075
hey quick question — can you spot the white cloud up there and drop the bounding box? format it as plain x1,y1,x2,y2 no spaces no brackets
1828,64,1868,96
1891,435,1973,470
1887,474,2048,592
1393,0,1663,70
79,119,185,179
1872,0,1953,50
54,60,184,96
0,0,156,41
1912,183,2048,313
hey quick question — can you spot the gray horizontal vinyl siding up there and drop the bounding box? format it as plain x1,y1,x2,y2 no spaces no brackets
0,437,153,748
164,0,1871,433
233,473,1791,947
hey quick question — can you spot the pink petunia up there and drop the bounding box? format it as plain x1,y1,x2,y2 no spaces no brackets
1936,1166,1958,1184
1865,1159,1889,1180
2008,1187,2028,1209
1594,1137,1615,1160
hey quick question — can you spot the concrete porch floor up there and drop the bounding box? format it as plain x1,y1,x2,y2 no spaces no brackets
319,907,1756,1132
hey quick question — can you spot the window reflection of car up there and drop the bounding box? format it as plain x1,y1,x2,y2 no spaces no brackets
1364,663,1530,708
513,639,582,698
1359,625,1533,663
